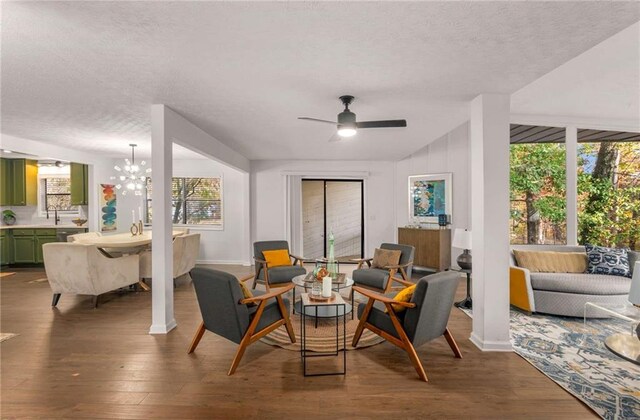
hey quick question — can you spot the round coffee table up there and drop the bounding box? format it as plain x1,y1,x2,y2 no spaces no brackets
292,274,354,322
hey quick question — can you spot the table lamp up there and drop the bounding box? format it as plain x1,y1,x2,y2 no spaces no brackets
629,261,640,308
452,228,472,270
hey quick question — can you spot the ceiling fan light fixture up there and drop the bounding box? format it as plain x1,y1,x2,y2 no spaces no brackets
337,127,357,137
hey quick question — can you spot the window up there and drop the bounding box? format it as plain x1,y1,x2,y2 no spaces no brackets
38,168,78,215
145,177,222,227
509,134,567,245
578,140,640,250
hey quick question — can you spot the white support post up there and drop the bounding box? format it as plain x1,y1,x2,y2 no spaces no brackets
565,126,578,246
149,104,176,334
469,94,512,352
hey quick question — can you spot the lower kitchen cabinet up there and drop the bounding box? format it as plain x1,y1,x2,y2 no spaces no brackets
13,235,36,263
2,227,87,265
0,231,11,265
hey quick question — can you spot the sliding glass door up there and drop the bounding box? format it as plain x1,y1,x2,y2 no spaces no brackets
302,179,364,262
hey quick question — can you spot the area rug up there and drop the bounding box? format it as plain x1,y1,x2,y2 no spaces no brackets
260,312,384,352
0,333,18,343
0,272,16,278
459,307,640,420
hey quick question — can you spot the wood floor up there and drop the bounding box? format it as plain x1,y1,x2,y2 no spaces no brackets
1,266,595,419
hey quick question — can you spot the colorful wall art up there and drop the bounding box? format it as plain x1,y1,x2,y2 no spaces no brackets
408,173,452,224
100,184,117,232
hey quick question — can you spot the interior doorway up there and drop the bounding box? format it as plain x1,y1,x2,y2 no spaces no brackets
302,179,364,262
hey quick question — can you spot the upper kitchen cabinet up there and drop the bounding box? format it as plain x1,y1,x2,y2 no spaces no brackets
70,162,89,205
1,158,38,206
0,158,10,206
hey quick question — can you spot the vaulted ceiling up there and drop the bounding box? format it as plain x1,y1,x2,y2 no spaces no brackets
2,2,639,160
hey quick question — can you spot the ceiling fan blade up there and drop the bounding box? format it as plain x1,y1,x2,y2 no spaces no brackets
356,120,407,129
298,117,337,125
328,133,340,143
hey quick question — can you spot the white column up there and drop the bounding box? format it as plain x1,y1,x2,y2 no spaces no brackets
149,104,176,334
469,94,512,351
565,126,578,246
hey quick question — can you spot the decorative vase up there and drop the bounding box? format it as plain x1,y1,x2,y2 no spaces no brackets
3,215,16,226
327,230,338,278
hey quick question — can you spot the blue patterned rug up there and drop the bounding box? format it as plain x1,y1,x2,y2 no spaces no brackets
460,308,640,419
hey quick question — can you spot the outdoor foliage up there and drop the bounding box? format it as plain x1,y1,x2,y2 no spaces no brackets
510,140,640,250
510,143,566,244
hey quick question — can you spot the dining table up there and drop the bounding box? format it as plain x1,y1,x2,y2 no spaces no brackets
74,230,185,290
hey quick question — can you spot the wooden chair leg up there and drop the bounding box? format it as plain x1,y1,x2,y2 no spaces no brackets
403,339,429,382
187,321,206,354
444,328,463,358
92,295,99,308
276,296,296,343
385,302,428,382
352,298,374,347
228,337,251,376
51,293,61,307
228,301,266,375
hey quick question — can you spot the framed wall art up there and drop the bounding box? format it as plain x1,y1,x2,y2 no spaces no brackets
408,173,452,224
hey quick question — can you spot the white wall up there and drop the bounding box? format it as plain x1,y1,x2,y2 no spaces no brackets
172,159,249,265
395,122,471,265
251,160,396,258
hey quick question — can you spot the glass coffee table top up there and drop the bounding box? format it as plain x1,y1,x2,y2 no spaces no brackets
292,274,354,318
584,301,640,365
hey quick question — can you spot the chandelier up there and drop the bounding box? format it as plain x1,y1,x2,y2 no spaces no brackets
111,144,151,196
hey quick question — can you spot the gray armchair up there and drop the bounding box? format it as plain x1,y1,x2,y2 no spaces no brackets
253,240,306,290
188,267,295,375
352,243,415,294
352,271,462,382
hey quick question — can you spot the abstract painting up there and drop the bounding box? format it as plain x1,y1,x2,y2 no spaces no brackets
408,173,452,224
100,184,117,232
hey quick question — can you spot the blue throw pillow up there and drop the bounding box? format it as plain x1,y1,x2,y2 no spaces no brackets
585,244,629,277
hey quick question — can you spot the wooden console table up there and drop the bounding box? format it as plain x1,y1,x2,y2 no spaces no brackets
397,228,451,272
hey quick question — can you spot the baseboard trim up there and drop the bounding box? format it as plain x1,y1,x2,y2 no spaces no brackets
149,319,177,335
469,333,513,352
196,259,252,266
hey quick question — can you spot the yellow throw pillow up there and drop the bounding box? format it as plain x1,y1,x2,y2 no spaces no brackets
386,284,416,313
262,249,292,268
372,248,402,269
238,280,256,307
513,250,587,273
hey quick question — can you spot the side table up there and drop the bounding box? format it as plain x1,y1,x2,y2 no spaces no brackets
300,292,347,376
448,267,472,309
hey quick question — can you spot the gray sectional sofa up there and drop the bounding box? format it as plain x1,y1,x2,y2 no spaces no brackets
509,245,634,318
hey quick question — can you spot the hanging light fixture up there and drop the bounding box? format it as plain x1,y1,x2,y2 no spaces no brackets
111,144,151,196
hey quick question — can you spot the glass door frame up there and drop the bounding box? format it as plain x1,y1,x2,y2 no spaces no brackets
302,178,365,261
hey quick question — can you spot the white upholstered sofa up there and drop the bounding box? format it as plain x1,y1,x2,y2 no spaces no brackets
43,242,140,307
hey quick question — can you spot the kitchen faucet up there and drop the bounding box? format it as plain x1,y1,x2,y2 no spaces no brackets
46,206,60,225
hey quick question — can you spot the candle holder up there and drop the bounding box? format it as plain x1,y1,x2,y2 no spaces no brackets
130,223,140,236
138,220,144,235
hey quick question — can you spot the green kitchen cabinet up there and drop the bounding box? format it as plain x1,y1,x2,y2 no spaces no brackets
0,158,10,206
35,236,58,263
9,159,38,206
70,162,89,205
0,230,12,265
13,235,36,263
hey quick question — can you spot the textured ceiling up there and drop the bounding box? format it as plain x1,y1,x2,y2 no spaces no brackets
2,2,639,161
511,22,640,123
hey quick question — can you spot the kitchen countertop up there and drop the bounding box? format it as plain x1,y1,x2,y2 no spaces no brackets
0,224,88,230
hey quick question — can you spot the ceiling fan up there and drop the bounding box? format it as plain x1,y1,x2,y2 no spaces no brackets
298,95,407,141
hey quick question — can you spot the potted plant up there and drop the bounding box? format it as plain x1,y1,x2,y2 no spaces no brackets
2,209,16,225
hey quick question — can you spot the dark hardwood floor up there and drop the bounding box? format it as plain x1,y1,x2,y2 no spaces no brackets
1,266,594,419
